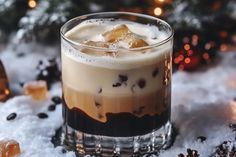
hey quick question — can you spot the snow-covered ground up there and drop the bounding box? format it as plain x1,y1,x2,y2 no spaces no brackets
0,42,236,157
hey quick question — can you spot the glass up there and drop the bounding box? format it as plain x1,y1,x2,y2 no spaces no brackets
60,12,173,156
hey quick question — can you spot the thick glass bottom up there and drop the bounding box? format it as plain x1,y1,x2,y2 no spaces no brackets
61,121,173,157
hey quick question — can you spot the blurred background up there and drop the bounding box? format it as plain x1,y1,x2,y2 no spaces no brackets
0,0,236,71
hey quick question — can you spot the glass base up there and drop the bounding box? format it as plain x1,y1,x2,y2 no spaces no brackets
61,121,173,157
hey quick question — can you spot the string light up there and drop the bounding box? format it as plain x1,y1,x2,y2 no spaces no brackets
203,53,209,60
184,44,191,51
220,44,228,52
154,7,162,16
28,0,37,9
184,57,191,64
155,0,165,2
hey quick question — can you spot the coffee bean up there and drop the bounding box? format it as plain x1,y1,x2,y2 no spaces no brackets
119,74,128,82
137,79,146,89
48,104,56,111
152,68,159,78
112,82,121,87
197,136,206,142
51,96,62,104
19,82,25,87
61,148,66,154
178,154,184,157
6,113,17,121
37,113,48,119
187,148,192,155
16,52,25,58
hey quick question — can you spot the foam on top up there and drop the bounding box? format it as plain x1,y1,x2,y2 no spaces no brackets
65,19,167,46
62,19,172,69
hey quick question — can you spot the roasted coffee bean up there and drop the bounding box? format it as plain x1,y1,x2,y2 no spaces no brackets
51,96,62,104
187,148,192,155
197,136,206,142
19,82,24,87
119,74,128,82
152,68,159,78
6,113,17,121
16,52,25,57
37,113,48,119
112,82,121,87
61,148,66,154
137,79,146,89
48,104,56,111
178,154,184,157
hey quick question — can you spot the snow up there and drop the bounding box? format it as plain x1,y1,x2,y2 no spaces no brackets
0,41,236,156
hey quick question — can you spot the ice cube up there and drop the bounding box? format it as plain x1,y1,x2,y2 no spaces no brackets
82,40,117,57
0,139,21,157
102,24,129,42
120,34,149,48
23,80,47,101
83,41,109,48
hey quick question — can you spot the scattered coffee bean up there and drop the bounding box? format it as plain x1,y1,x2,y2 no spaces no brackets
37,113,48,119
137,79,146,89
119,74,128,82
6,113,17,121
229,123,236,131
112,82,121,87
152,68,159,78
19,82,25,87
197,136,206,142
178,154,184,157
213,140,236,157
152,36,157,40
16,52,25,58
178,148,200,157
95,101,102,108
51,96,62,104
61,148,66,154
48,104,56,111
187,148,192,155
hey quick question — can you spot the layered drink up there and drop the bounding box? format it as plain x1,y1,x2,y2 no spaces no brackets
61,12,173,155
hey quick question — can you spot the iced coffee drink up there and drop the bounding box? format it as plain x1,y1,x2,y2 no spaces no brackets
61,12,173,156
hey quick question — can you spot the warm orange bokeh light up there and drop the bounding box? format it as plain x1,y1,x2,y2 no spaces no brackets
184,44,190,51
220,44,228,52
184,57,191,64
203,53,209,60
155,0,165,2
28,0,37,8
154,7,162,16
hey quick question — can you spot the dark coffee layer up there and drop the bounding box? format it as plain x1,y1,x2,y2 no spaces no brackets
63,100,170,137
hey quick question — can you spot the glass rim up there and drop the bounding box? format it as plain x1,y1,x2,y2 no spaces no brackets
60,11,174,51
